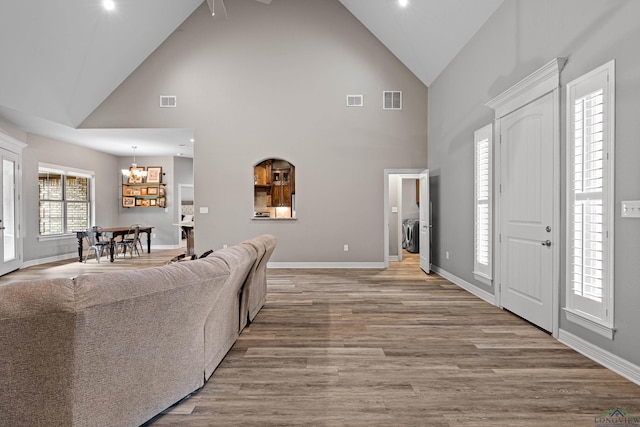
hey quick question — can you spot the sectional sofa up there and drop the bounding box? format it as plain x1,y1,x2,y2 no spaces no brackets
0,234,276,427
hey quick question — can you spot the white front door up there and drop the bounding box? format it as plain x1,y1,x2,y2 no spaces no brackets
419,169,430,273
0,149,21,276
499,93,555,331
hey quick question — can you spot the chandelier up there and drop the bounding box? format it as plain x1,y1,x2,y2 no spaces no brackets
121,146,148,179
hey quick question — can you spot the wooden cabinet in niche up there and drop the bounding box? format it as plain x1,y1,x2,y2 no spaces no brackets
253,158,295,218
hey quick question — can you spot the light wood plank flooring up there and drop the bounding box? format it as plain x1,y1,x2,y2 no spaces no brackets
3,251,639,426
0,247,186,285
146,252,640,426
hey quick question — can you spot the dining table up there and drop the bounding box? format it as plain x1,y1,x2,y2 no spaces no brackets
76,226,154,262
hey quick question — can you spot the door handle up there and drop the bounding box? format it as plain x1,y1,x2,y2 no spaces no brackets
541,240,551,247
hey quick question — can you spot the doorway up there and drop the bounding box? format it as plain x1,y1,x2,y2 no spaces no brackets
487,58,564,335
0,136,24,276
384,169,429,271
498,93,555,332
177,184,194,245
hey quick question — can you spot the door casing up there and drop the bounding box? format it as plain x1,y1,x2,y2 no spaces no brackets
0,133,25,276
487,58,566,337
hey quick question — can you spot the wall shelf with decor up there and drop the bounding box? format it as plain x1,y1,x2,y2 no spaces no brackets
121,166,166,208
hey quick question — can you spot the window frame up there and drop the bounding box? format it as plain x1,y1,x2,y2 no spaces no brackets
38,163,95,239
473,123,493,285
564,60,615,339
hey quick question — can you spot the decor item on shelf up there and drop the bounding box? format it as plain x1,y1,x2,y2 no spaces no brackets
146,166,162,184
121,146,148,183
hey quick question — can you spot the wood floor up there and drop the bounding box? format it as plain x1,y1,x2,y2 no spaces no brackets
0,247,186,285
3,251,639,426
147,252,639,426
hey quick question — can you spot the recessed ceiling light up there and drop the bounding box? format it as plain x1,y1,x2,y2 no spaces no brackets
103,0,115,11
190,138,195,143
399,0,408,7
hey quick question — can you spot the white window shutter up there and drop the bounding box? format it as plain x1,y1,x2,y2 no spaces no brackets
473,123,492,283
565,60,615,335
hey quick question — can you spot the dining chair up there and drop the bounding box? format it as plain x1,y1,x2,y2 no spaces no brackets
130,223,145,254
84,228,110,263
116,225,141,258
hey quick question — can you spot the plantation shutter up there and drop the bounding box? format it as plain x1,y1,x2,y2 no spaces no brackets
571,89,604,302
566,60,614,329
473,124,492,281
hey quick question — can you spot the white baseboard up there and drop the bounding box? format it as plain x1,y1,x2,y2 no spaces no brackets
431,265,496,305
22,252,79,268
268,262,386,269
558,329,640,387
389,255,400,262
151,245,182,250
21,245,181,268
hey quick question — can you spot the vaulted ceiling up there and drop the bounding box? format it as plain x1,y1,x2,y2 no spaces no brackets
0,0,502,157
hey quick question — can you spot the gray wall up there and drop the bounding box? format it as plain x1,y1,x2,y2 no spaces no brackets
80,0,428,262
118,155,179,247
3,112,187,262
402,178,419,221
428,0,640,365
22,133,119,262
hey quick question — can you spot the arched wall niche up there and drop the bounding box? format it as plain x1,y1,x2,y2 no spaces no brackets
253,158,296,219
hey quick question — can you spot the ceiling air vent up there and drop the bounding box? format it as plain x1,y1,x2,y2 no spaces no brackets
383,91,402,110
346,94,364,107
159,95,177,108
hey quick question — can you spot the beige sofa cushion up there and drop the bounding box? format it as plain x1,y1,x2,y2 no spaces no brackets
0,257,232,427
204,244,257,379
0,278,76,426
71,257,231,427
243,234,277,323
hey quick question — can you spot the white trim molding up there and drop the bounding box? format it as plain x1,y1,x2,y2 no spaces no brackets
487,57,564,337
0,131,28,153
486,57,567,119
564,309,615,340
559,329,640,387
432,265,496,306
268,262,386,269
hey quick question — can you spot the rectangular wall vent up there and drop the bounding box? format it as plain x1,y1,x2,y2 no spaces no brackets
159,95,177,108
383,91,402,110
346,94,364,107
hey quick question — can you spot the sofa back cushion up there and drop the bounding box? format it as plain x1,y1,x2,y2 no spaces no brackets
0,278,76,426
201,246,257,378
70,257,231,427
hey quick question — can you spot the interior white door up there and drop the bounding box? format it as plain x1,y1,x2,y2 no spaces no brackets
419,169,430,273
499,93,554,331
0,149,21,276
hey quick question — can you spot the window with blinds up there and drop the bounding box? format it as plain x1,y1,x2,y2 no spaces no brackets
566,60,614,335
473,124,492,283
39,164,94,236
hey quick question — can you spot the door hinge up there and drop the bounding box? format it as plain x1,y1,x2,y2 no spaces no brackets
499,234,501,243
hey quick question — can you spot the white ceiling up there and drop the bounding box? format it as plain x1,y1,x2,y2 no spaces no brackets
0,0,503,157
